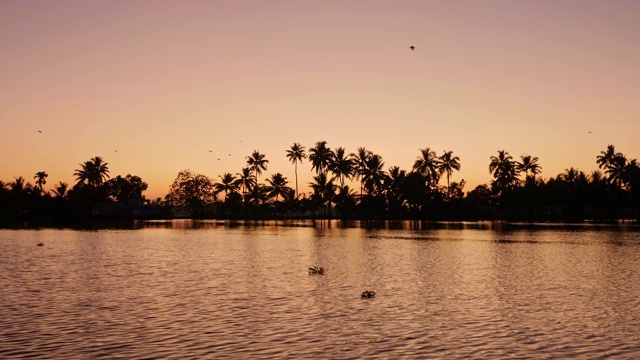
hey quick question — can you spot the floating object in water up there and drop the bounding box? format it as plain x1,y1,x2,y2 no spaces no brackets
308,266,325,275
37,242,44,246
361,290,376,299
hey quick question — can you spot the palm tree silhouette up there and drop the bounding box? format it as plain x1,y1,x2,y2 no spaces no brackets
74,156,110,187
605,154,627,187
246,150,268,183
266,173,291,203
309,141,334,175
413,147,440,186
362,153,386,195
51,182,69,198
597,145,620,170
328,147,354,188
489,150,519,192
34,171,48,193
438,151,461,199
215,173,240,201
516,154,542,181
237,167,256,199
309,172,337,217
286,143,306,200
350,147,372,197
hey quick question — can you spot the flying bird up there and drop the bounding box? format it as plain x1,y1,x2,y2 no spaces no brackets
209,150,213,152
37,130,42,133
410,46,415,51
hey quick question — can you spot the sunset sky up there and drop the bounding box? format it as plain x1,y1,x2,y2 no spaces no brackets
1,1,639,200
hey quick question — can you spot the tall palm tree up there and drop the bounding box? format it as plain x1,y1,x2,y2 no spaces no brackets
516,154,542,180
266,173,291,203
413,147,440,186
34,171,48,193
246,150,268,183
215,173,240,201
438,151,461,199
74,156,110,187
489,150,519,191
51,182,69,198
328,147,354,187
308,141,334,175
286,143,306,200
350,147,372,197
237,167,256,198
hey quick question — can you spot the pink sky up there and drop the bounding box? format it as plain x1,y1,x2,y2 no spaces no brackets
1,1,639,200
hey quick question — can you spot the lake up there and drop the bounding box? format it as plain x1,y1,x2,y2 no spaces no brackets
1,220,640,358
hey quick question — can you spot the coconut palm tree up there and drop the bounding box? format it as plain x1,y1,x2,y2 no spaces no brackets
362,153,386,195
266,173,291,203
308,141,334,175
246,150,268,183
489,150,519,192
34,171,48,193
413,147,440,186
74,156,110,187
51,182,69,199
605,153,627,187
215,173,240,201
286,143,306,199
328,147,354,187
438,150,461,199
597,145,620,171
309,172,337,217
237,167,256,198
516,154,542,181
350,147,372,197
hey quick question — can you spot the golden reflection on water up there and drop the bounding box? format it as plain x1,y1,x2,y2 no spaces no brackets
1,222,640,358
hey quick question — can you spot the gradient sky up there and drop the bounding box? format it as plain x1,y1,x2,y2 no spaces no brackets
1,1,639,200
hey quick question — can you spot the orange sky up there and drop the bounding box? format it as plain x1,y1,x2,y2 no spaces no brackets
1,1,639,200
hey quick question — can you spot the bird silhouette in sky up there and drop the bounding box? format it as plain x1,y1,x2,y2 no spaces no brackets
217,158,220,161
410,46,415,51
37,130,42,133
209,150,213,152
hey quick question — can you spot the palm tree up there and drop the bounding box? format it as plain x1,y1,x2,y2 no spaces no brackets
438,151,461,199
10,176,31,193
362,153,386,195
74,156,110,187
350,147,372,197
51,182,69,198
215,173,240,201
413,147,440,186
489,150,519,192
309,172,337,217
246,150,269,183
516,154,542,181
266,173,291,203
286,143,306,199
597,144,620,170
308,141,334,175
328,147,354,187
237,167,256,198
606,153,627,187
34,171,48,193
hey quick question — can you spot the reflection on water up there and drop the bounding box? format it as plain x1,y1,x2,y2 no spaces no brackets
1,223,640,358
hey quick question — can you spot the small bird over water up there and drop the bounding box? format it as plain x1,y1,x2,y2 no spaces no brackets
410,45,415,51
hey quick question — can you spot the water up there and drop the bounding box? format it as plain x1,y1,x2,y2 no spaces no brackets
1,221,640,358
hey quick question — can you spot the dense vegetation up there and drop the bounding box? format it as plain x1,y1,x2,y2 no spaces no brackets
1,144,638,227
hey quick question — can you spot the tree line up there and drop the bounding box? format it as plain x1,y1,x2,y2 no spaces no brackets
1,143,638,227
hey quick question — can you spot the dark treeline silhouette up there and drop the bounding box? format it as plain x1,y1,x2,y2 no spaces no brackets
1,144,639,227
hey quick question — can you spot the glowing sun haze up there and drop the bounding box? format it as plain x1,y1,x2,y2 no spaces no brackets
1,1,639,200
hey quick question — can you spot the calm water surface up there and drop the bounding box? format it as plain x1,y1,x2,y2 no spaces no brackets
1,221,640,359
